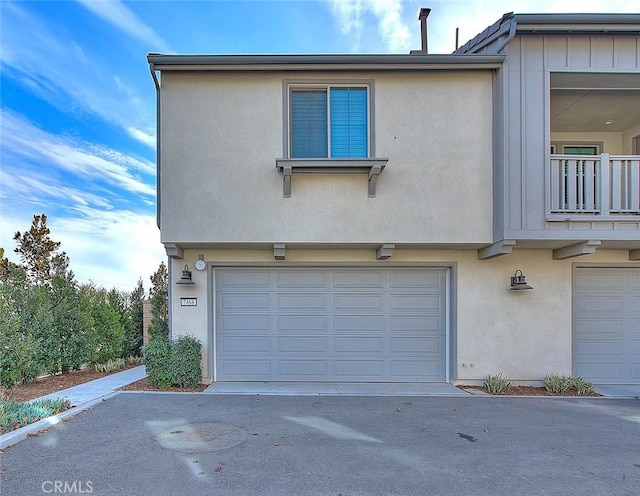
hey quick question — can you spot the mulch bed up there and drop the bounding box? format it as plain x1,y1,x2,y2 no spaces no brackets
119,378,208,393
459,385,601,397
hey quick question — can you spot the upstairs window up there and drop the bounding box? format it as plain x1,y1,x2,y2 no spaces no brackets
289,85,369,158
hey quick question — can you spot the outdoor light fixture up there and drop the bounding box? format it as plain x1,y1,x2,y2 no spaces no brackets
510,269,533,290
176,264,195,285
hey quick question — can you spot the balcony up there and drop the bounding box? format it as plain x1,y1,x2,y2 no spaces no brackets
547,154,640,221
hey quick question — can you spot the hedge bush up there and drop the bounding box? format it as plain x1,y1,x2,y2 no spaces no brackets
144,338,173,389
144,335,202,389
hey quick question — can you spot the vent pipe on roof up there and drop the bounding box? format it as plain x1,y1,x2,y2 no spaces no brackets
418,8,431,53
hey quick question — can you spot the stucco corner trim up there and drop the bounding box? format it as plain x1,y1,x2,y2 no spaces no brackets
164,243,184,259
477,240,516,260
553,240,601,260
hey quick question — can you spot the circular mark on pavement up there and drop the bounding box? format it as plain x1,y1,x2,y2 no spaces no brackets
157,422,247,453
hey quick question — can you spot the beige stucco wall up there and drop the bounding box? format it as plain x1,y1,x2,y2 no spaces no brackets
159,70,493,245
169,248,636,385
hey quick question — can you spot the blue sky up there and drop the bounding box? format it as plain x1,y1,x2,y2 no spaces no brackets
1,0,638,291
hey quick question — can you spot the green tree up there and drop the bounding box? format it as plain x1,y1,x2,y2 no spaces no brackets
79,284,125,365
148,262,168,340
124,279,145,357
13,214,66,286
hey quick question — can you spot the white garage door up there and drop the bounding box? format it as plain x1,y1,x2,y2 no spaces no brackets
215,267,448,382
574,267,640,384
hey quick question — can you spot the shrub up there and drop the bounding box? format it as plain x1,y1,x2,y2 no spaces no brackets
0,298,41,389
94,358,126,374
126,356,144,366
143,335,202,389
542,374,572,393
172,336,202,388
483,373,511,394
0,398,70,434
144,338,173,389
571,376,596,395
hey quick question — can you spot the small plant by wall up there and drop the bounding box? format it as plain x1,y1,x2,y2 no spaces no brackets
543,374,596,395
542,373,572,393
483,373,511,394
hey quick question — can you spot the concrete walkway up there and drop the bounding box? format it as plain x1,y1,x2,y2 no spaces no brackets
34,365,147,406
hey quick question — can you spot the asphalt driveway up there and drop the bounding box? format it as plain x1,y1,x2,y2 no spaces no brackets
1,393,639,495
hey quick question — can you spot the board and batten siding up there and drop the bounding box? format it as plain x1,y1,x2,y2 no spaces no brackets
495,34,640,239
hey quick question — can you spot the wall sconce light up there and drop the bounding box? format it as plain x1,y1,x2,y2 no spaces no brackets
510,269,533,290
176,264,195,285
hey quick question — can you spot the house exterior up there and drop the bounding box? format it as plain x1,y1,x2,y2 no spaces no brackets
148,11,640,386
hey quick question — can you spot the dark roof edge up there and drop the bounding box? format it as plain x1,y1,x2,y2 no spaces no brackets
147,53,505,71
514,13,640,25
456,12,640,54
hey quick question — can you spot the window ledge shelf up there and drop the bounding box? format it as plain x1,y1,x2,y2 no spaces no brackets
275,158,389,198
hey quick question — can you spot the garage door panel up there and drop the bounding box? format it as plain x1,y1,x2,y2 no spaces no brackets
574,318,624,335
216,268,447,382
334,360,385,378
574,362,626,381
391,337,441,354
575,273,625,290
574,268,640,384
219,271,271,288
278,361,328,378
221,315,271,333
391,294,441,312
221,293,270,311
334,337,385,354
221,359,271,378
334,271,383,288
574,339,623,356
278,316,326,332
391,271,442,288
221,337,272,353
575,295,624,313
277,294,327,310
277,337,328,353
334,315,384,333
391,360,442,378
334,294,384,311
390,316,441,333
277,271,327,288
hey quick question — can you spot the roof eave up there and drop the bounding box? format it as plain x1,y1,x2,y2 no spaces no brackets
146,54,505,71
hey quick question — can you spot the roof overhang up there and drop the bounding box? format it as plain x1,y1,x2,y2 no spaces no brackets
147,53,505,72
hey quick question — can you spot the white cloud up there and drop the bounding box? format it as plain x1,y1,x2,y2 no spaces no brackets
76,0,173,53
0,2,155,149
1,111,156,199
330,0,413,52
0,111,163,290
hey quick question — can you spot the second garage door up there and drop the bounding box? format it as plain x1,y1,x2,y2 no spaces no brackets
574,267,640,384
215,267,448,382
